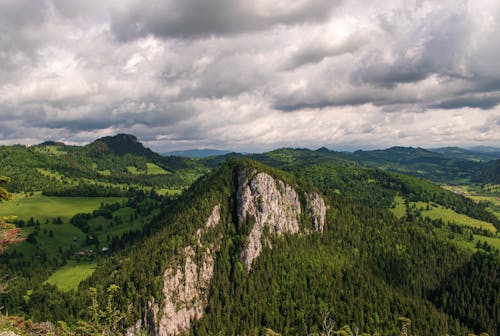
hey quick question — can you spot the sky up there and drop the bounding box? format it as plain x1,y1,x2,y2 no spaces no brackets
0,0,499,152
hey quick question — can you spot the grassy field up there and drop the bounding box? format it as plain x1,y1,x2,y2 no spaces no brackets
414,201,497,233
33,145,67,156
390,195,407,219
45,262,97,291
0,192,125,221
88,205,161,246
469,195,500,219
127,163,169,175
390,196,497,233
146,162,169,175
35,168,65,182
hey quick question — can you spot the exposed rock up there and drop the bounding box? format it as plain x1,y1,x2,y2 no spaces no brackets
125,319,143,336
237,170,301,272
0,332,21,336
305,192,327,232
155,205,222,336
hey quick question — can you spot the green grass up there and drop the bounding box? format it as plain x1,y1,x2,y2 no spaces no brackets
126,163,169,175
476,234,500,250
156,188,183,196
390,195,407,219
126,166,143,174
390,195,497,233
35,168,65,181
0,193,125,221
45,262,97,292
146,162,169,175
88,205,161,246
33,146,67,156
469,195,500,220
414,201,497,233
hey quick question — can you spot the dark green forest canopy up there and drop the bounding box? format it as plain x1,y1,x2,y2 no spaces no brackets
1,136,499,335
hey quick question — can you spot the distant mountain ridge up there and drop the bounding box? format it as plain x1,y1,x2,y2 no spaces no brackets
427,146,500,161
162,148,233,158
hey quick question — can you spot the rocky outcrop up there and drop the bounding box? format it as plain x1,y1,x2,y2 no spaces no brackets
237,170,302,272
305,192,327,232
133,205,222,336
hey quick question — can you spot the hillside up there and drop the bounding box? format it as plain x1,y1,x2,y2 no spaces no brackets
428,146,500,161
475,159,500,184
0,134,209,195
162,148,233,158
5,158,496,336
1,137,499,335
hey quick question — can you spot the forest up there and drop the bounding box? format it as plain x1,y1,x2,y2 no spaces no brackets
0,136,499,336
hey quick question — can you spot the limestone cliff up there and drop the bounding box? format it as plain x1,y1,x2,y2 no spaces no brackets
237,169,326,272
137,205,222,336
305,192,327,232
130,167,328,335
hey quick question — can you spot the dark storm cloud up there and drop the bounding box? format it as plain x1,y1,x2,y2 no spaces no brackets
110,0,339,40
0,0,499,150
429,93,500,110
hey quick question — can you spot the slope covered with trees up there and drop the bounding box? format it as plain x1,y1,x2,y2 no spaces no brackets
3,159,496,335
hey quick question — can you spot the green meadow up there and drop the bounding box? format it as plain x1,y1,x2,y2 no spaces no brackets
0,192,125,221
391,196,497,233
45,262,97,292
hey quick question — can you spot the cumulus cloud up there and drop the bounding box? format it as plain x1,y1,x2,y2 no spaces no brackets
110,0,340,40
0,0,499,151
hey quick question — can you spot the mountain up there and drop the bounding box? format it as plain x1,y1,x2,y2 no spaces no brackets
15,159,498,335
0,134,209,194
428,146,500,161
252,146,486,184
469,145,500,154
162,148,233,158
81,134,156,157
476,159,500,184
2,136,499,335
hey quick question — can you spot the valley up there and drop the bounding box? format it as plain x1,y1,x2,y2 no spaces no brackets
0,135,499,335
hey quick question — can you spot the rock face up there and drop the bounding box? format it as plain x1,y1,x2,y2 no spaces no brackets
305,192,327,232
140,205,222,336
129,168,328,335
237,170,302,272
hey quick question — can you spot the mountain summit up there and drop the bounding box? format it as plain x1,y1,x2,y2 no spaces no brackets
85,133,156,157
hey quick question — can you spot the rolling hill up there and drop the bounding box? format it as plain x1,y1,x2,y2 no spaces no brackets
1,136,499,335
2,158,496,335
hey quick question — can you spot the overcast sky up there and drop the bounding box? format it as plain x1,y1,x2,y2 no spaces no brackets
1,0,499,152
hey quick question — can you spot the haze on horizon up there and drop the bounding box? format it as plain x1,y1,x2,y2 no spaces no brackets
0,0,499,153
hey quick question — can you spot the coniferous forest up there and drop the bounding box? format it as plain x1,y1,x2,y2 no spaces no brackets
1,138,499,336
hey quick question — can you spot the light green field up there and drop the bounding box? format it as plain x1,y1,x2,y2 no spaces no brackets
88,205,161,246
35,168,65,181
390,196,496,233
0,193,125,221
476,234,500,249
33,146,67,156
390,195,407,219
433,227,500,252
97,169,111,176
469,195,500,220
14,222,87,257
156,188,183,196
127,163,169,175
45,262,97,292
126,166,143,174
415,201,496,233
146,162,169,175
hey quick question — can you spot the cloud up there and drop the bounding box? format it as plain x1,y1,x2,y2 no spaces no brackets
110,0,340,41
0,0,499,151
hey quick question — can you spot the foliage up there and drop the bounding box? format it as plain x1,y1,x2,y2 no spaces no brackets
1,140,500,335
